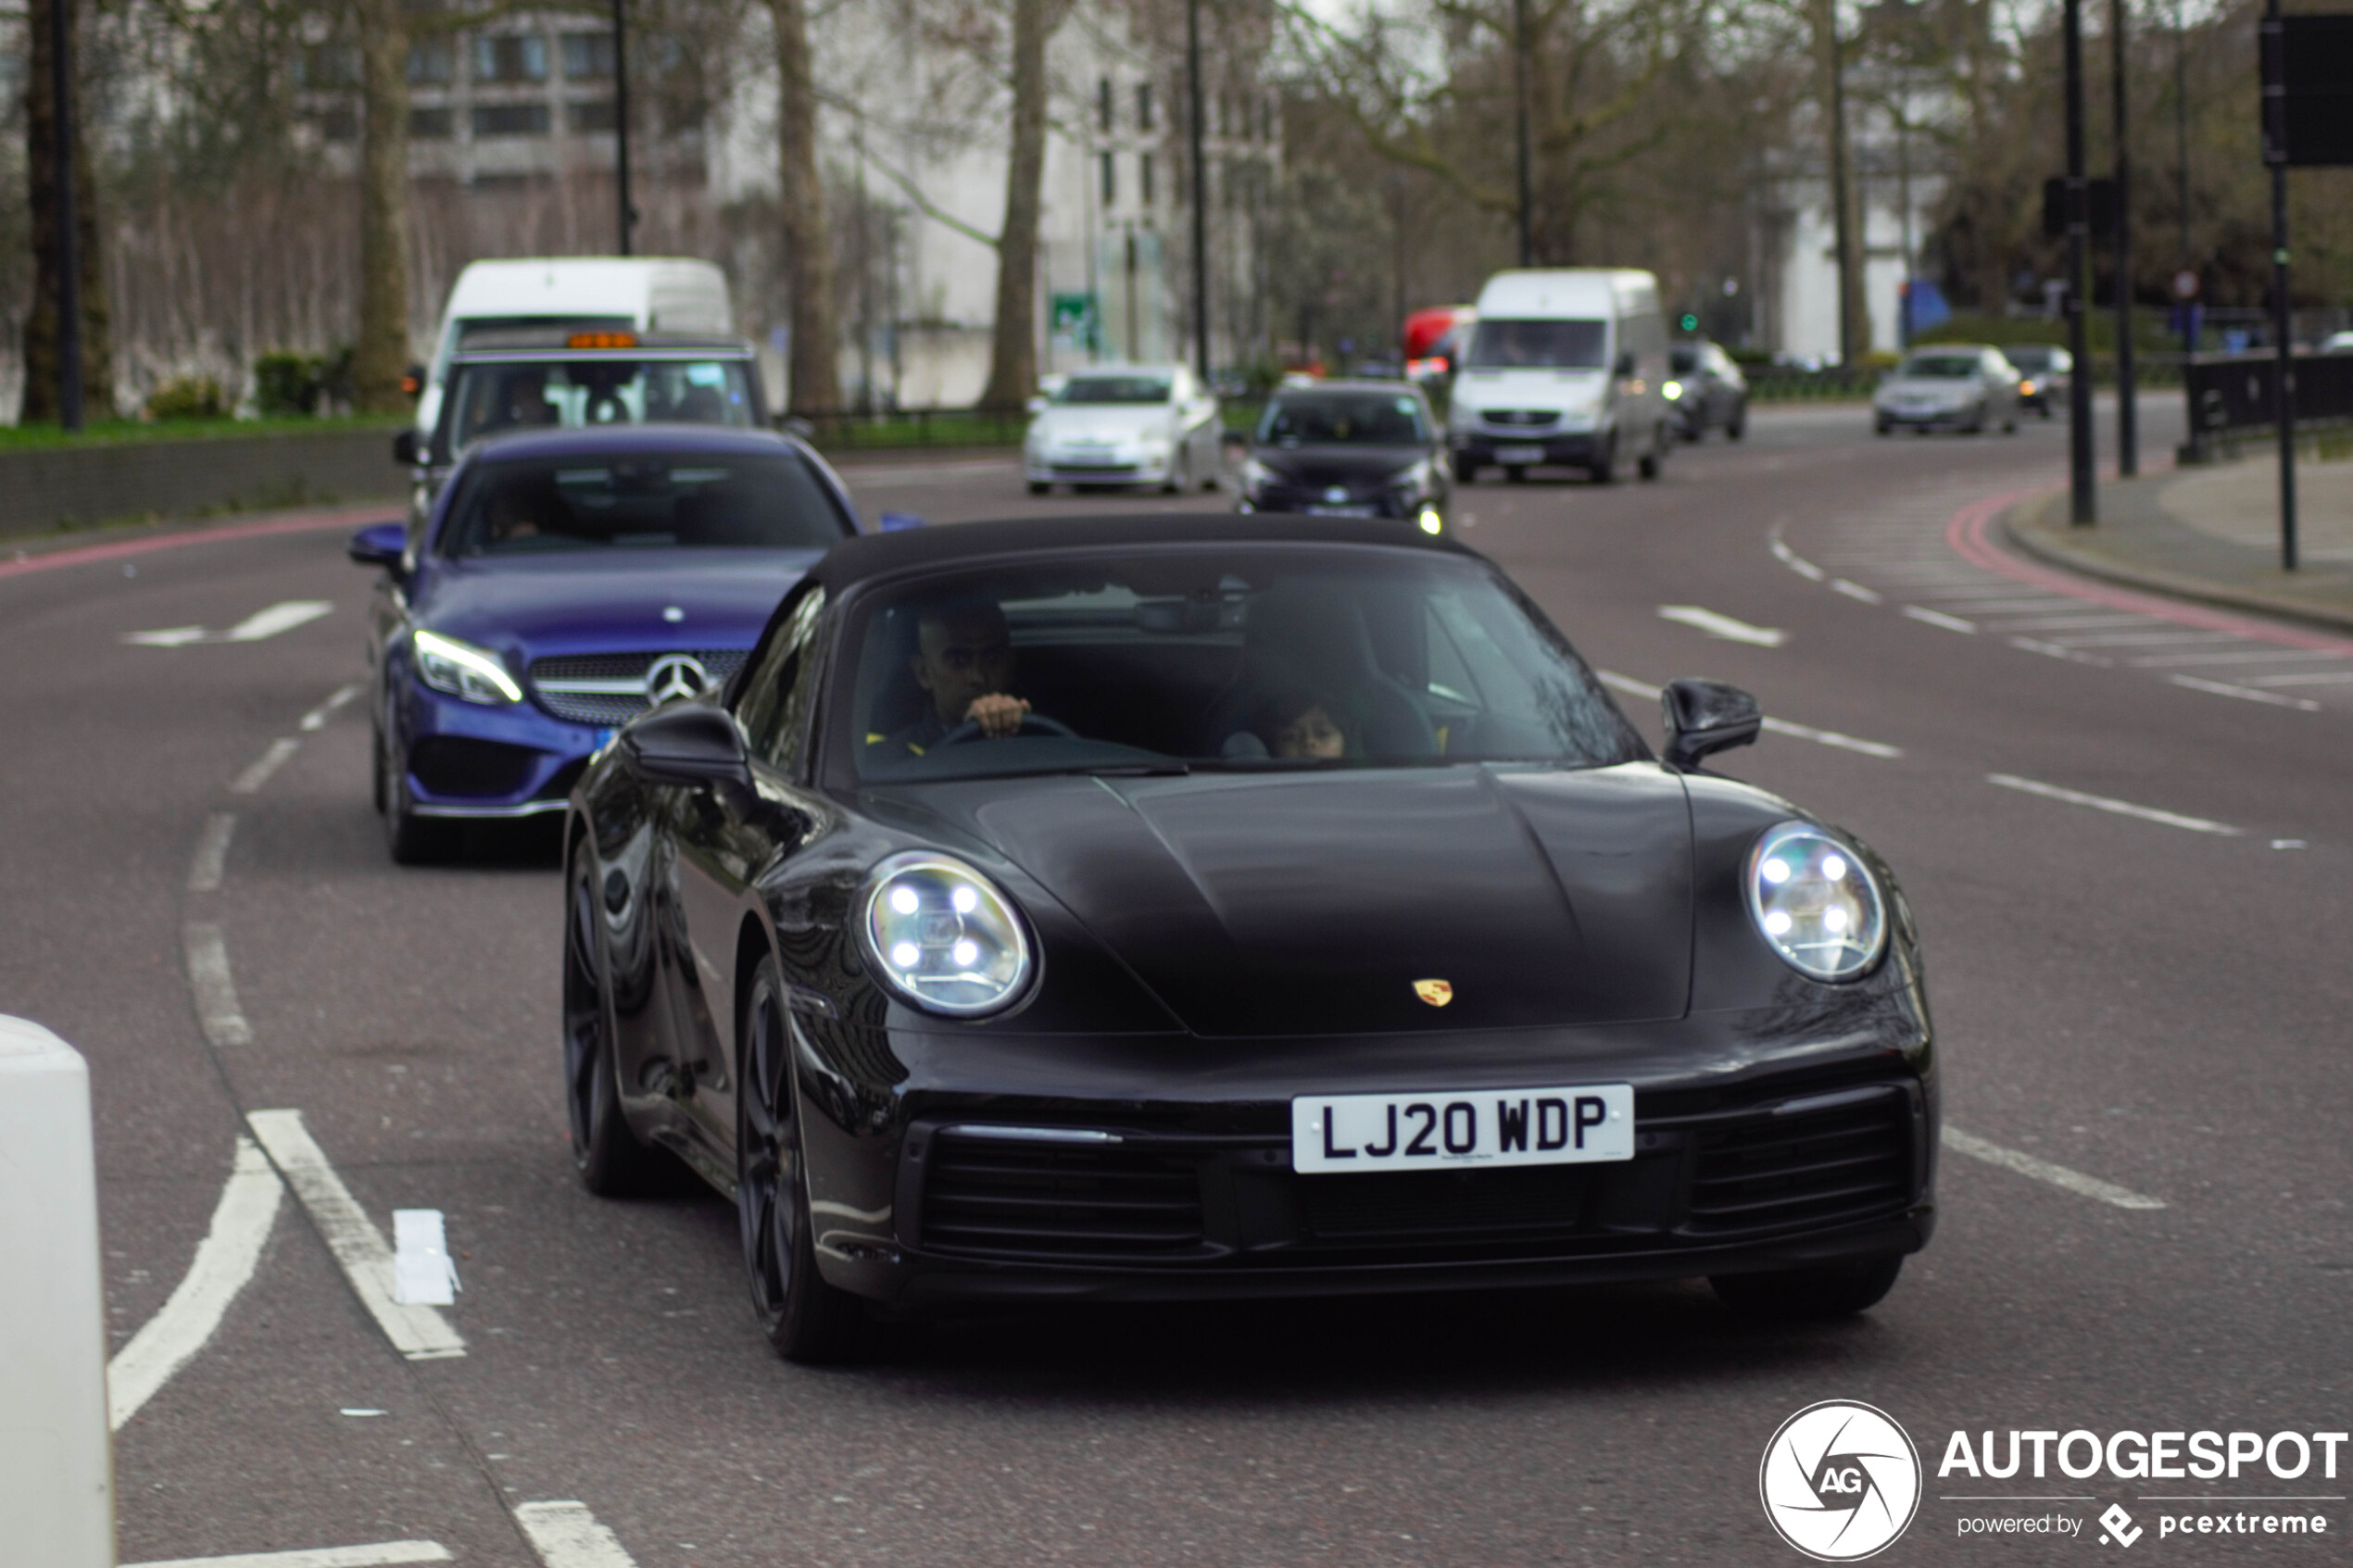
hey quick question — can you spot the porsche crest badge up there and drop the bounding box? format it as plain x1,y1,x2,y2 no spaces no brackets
1412,979,1453,1008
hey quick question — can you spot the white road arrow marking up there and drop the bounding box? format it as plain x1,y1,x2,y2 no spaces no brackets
124,600,333,646
1656,605,1786,646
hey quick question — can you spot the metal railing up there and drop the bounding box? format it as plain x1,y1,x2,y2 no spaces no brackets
2178,349,2353,464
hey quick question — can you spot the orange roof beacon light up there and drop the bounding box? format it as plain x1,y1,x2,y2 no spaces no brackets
567,331,638,350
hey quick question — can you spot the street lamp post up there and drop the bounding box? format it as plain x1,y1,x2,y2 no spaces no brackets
2259,0,2295,570
2112,0,2137,476
612,0,635,256
51,0,83,432
1186,0,1210,378
2065,0,2096,523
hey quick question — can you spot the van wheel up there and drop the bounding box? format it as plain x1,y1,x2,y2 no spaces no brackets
1589,435,1617,485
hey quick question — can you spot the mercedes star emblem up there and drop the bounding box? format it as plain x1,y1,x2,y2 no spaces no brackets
643,653,711,704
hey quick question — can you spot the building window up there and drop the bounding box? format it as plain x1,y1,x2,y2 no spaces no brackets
297,44,359,89
1098,77,1114,133
1100,150,1116,207
568,98,617,133
561,32,615,80
473,33,547,84
409,107,454,139
472,102,551,137
1137,82,1153,132
407,38,454,85
1140,151,1154,205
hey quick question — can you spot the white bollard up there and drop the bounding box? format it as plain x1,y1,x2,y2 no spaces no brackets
0,1015,116,1567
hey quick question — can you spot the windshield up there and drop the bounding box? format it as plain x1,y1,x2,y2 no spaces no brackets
1055,375,1174,406
440,357,758,458
440,451,848,557
837,547,1645,784
1256,392,1428,446
1465,319,1609,370
2005,346,2055,370
1896,354,1982,380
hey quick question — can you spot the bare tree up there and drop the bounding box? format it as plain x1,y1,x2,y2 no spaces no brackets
20,0,116,421
771,0,841,414
976,0,1075,408
349,0,412,412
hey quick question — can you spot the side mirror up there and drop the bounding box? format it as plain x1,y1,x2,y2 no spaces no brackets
1614,350,1637,379
392,429,420,467
346,521,408,571
621,703,753,790
1660,678,1761,770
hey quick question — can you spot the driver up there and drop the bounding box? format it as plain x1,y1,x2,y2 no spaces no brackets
881,597,1033,756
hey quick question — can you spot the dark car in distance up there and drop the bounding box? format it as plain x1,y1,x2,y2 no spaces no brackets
1235,382,1450,526
1998,344,2070,418
350,422,858,861
560,512,1939,1362
1667,341,1749,442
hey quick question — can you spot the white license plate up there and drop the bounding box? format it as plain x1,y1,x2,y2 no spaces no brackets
1494,445,1546,465
1291,1085,1634,1173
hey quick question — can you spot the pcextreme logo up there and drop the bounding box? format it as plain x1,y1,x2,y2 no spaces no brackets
1761,1400,1924,1562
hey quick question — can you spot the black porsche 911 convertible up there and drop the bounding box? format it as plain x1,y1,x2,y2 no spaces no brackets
562,513,1936,1361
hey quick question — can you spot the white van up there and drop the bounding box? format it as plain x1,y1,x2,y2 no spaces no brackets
412,257,734,443
1445,269,1671,484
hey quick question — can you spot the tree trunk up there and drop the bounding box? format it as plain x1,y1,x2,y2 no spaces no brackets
352,0,412,414
1820,1,1870,363
977,0,1072,409
771,0,839,416
20,0,115,423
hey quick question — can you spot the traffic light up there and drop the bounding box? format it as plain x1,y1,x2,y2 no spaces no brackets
1680,313,1699,332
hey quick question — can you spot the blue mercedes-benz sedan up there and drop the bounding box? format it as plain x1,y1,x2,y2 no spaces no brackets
348,422,860,860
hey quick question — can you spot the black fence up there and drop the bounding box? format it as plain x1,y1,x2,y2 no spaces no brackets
2179,349,2353,462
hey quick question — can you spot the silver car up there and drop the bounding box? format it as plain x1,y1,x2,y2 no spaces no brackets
1873,346,2021,436
1024,365,1224,494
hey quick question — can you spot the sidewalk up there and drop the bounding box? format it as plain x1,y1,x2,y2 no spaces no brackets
2006,449,2353,634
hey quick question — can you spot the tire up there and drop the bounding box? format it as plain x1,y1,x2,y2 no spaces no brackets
1588,433,1616,485
1711,1254,1905,1321
1875,420,1891,436
381,731,452,865
562,847,673,1197
737,956,870,1362
1026,481,1050,495
2003,414,2018,434
1163,451,1186,495
371,718,388,814
1966,402,1987,434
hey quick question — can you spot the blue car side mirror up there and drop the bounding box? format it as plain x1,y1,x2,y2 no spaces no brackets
347,521,408,572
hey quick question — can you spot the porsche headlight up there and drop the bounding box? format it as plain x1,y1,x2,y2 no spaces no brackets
413,628,522,705
1745,822,1887,981
861,853,1033,1017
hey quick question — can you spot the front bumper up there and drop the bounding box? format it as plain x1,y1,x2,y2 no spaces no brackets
1875,402,1978,429
1027,454,1173,485
775,992,1939,1311
1453,429,1605,468
393,678,604,819
1237,488,1434,520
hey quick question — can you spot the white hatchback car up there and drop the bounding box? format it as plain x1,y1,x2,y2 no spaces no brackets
1025,366,1223,494
1873,345,2021,436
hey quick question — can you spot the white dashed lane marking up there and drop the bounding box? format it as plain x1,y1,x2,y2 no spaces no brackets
245,1110,467,1361
1594,671,1903,758
230,737,301,796
515,1502,641,1567
1942,1125,2167,1210
1901,606,1978,633
1985,773,2241,836
1656,605,1786,646
2167,674,2322,711
124,1547,450,1568
183,922,255,1047
187,811,235,894
301,682,364,731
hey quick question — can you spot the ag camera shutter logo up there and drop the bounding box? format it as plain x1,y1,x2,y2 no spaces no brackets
1760,1400,1922,1561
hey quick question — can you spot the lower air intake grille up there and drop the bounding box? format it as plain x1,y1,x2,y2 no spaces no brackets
1684,1090,1912,1238
1302,1164,1598,1245
409,735,536,797
921,1133,1207,1260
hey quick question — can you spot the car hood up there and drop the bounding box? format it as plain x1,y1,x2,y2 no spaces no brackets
1030,406,1176,444
900,762,1693,1036
413,549,824,659
1249,445,1425,488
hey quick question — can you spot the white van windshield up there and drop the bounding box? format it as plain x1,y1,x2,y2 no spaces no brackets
1466,320,1609,370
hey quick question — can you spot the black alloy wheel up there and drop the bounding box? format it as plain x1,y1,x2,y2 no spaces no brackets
563,846,670,1196
737,957,868,1362
380,727,451,864
1710,1254,1905,1320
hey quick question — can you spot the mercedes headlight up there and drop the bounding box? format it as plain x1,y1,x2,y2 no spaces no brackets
1745,822,1887,981
861,853,1034,1017
413,628,521,705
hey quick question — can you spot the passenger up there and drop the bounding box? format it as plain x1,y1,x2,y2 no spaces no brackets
1271,691,1347,759
881,597,1031,755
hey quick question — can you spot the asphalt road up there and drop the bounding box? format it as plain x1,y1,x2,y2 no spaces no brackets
6,395,2348,1568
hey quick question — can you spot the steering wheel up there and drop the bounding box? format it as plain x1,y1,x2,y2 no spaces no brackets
936,711,1079,746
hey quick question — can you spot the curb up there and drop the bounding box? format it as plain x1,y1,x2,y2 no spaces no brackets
1999,490,2353,639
